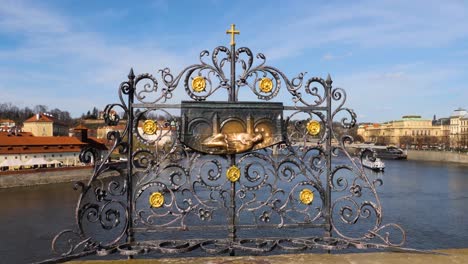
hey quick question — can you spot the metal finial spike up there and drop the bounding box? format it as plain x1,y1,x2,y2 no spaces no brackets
128,68,135,79
326,73,332,85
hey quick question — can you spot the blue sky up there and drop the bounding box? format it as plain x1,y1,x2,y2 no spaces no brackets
0,0,467,122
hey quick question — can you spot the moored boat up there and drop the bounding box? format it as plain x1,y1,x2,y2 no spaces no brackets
374,146,407,159
362,157,385,171
352,144,407,159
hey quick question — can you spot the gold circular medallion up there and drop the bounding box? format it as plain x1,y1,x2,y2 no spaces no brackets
143,120,157,135
192,76,206,93
226,165,241,182
299,189,314,205
306,120,321,136
259,77,273,93
149,192,164,208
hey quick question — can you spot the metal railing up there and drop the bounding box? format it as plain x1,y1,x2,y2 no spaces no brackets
40,25,405,263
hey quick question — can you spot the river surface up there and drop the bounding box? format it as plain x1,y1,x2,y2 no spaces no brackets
0,159,467,263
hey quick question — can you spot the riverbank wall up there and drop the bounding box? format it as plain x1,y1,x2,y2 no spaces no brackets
407,150,468,164
0,166,119,188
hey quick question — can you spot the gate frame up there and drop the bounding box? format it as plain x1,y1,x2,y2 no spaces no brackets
40,24,407,263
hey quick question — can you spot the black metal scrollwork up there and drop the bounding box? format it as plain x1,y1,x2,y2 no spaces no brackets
44,36,407,263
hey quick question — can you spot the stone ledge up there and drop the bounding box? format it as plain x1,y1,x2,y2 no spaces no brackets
68,248,468,264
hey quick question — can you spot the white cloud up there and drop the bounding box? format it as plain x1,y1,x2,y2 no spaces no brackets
1,0,467,121
0,0,67,34
322,52,353,61
322,54,335,61
334,62,465,122
0,0,194,116
251,0,468,60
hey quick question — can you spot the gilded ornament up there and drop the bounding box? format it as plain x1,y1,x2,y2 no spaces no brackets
201,116,264,154
149,192,164,208
259,77,273,93
306,120,321,136
143,120,157,135
299,189,314,205
226,24,240,46
226,165,241,182
192,76,206,93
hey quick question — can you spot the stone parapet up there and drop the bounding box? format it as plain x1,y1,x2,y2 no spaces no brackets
408,150,468,164
68,248,468,264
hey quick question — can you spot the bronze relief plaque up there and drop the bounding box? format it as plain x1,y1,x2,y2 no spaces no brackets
180,101,284,154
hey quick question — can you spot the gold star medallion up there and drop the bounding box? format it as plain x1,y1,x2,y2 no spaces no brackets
192,76,206,93
143,120,157,135
149,192,164,208
259,77,273,93
226,165,241,182
299,189,314,205
306,120,321,136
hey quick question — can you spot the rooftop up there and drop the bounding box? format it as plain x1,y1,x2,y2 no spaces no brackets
0,132,108,154
0,134,85,146
450,108,467,118
433,118,451,126
23,113,69,126
400,115,431,121
0,119,15,123
74,124,89,130
0,131,34,137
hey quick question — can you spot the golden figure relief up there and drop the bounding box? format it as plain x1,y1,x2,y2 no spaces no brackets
192,76,206,93
306,120,321,136
259,77,273,93
202,132,263,153
143,120,157,135
201,116,265,154
226,165,241,182
149,192,164,208
299,189,314,205
180,101,284,155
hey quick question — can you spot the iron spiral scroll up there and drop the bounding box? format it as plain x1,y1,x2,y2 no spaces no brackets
42,36,406,263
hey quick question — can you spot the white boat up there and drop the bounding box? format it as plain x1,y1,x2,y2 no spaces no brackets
362,157,385,171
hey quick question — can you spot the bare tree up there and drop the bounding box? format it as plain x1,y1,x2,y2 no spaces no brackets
399,136,413,149
34,104,48,113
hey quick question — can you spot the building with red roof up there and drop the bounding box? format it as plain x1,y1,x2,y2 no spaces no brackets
23,113,69,136
0,119,16,132
0,126,108,171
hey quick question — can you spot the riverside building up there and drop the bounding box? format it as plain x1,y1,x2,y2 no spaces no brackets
0,126,107,171
357,113,455,149
22,113,69,136
450,108,468,149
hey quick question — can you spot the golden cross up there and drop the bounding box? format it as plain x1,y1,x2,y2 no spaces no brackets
226,24,240,46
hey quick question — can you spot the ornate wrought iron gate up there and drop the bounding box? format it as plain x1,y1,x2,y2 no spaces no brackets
44,25,405,263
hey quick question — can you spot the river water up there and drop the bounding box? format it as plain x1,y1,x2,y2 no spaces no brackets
0,159,467,263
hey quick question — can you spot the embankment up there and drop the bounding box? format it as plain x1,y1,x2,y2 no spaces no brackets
0,166,119,188
407,150,468,164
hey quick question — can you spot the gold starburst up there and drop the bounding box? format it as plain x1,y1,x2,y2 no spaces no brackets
226,165,241,182
299,189,314,205
306,120,321,136
143,120,157,135
149,192,164,208
259,77,273,93
192,76,206,93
